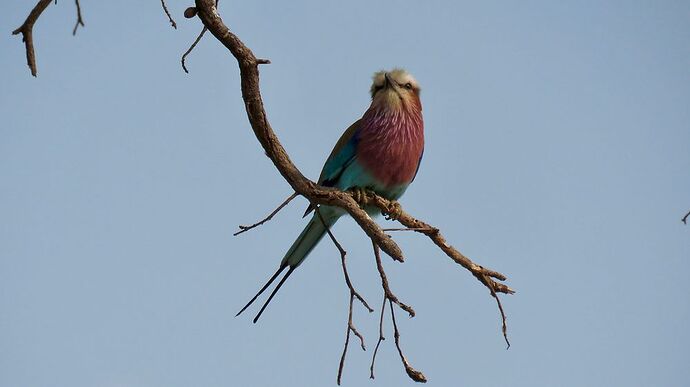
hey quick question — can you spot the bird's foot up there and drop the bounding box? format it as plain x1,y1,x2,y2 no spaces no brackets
350,187,372,206
384,201,403,221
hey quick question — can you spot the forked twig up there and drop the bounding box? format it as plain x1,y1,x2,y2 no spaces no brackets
72,0,84,35
682,210,690,225
234,192,298,236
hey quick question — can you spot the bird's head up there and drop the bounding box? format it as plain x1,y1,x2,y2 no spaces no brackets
369,69,422,112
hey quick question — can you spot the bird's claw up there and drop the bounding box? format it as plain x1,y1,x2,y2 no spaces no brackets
384,201,403,221
350,187,371,205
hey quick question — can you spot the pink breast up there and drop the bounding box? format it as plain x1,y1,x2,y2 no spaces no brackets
357,110,424,187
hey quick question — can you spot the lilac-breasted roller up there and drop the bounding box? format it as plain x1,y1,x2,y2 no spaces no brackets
237,69,424,322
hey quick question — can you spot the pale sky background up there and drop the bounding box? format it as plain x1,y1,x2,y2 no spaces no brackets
2,1,689,386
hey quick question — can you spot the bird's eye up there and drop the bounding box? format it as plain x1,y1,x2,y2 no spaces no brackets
404,83,413,90
374,85,384,91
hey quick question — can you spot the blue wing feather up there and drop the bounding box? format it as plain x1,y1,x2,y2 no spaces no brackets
318,120,361,186
303,120,361,216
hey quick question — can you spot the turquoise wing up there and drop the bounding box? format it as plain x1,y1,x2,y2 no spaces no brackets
303,120,360,216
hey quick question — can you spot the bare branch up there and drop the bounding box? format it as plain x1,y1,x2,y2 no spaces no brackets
12,0,53,76
160,0,177,29
234,192,298,236
682,210,690,225
390,299,427,383
72,0,84,35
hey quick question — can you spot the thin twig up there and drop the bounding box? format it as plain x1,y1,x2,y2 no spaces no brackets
160,0,177,29
390,299,427,383
72,0,84,35
234,192,298,236
478,273,511,348
181,26,208,73
682,210,690,225
372,241,415,317
369,294,386,379
12,0,53,77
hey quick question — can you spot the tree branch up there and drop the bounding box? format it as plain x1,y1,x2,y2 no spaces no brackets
12,0,53,77
682,210,690,225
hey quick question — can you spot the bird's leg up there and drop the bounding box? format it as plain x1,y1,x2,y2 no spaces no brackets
384,201,403,221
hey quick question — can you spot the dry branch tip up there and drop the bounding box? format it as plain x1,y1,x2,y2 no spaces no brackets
13,0,53,76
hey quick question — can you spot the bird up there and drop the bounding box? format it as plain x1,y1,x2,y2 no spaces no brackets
237,69,425,323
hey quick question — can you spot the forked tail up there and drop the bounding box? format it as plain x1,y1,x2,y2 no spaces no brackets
236,211,338,323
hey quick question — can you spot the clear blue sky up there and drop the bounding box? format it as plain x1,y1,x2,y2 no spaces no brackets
2,1,689,386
